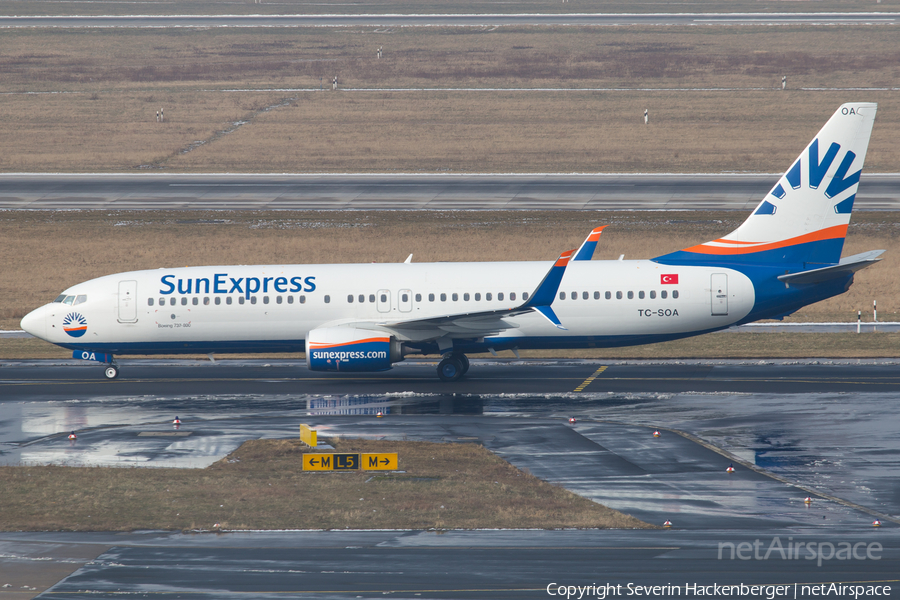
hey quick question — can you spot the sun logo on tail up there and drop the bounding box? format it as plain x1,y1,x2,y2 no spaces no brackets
63,312,88,338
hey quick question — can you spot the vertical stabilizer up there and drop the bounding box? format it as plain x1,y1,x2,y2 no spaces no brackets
656,103,877,267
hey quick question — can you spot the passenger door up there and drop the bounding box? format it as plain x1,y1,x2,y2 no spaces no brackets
398,289,413,313
377,289,391,313
710,273,728,316
118,280,138,323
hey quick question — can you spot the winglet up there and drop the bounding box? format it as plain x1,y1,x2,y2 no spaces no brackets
533,305,567,330
573,226,607,261
520,249,573,329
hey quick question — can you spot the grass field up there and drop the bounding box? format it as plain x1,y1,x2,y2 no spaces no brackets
1,26,898,173
1,210,896,359
0,438,649,531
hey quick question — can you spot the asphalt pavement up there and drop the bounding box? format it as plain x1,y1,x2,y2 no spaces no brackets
3,173,900,211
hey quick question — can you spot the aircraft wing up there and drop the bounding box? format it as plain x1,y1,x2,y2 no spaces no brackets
338,249,575,341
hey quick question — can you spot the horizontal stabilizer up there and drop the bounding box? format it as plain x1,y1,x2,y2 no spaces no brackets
777,250,884,285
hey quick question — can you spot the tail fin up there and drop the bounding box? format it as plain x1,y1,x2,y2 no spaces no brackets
655,103,877,267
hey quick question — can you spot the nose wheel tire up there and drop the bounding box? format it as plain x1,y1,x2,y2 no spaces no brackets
104,365,119,380
438,356,464,382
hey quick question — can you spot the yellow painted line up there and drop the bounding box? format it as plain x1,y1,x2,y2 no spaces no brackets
574,365,608,392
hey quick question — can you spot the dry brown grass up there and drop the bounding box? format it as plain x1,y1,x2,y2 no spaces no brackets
0,438,649,531
0,27,899,173
2,0,896,16
1,210,896,332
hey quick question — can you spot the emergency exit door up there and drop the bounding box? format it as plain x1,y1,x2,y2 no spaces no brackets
118,280,138,323
711,273,728,316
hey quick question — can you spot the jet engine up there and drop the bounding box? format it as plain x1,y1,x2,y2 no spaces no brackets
306,327,405,372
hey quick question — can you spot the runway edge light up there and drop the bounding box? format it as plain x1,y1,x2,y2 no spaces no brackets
68,431,76,440
663,520,672,527
873,519,882,527
726,464,735,473
653,429,661,438
804,496,813,504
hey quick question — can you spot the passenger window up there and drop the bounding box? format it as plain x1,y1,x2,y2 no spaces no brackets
650,290,656,299
594,291,600,300
673,290,679,299
74,295,87,306
661,290,668,299
429,293,435,302
359,295,365,303
148,298,154,306
582,291,588,300
170,298,176,306
486,293,492,301
300,295,306,304
627,291,634,300
403,293,410,302
464,293,470,301
498,292,504,301
276,296,282,304
605,291,611,300
324,295,331,304
559,292,565,301
181,297,188,306
263,296,269,304
63,296,75,305
287,296,293,304
523,292,529,301
451,293,458,301
415,293,422,302
251,297,257,305
192,297,198,305
239,297,245,305
369,294,376,303
380,293,387,303
216,297,222,305
638,291,645,300
440,293,447,302
347,295,354,303
510,292,516,301
227,297,233,305
204,297,210,305
475,293,481,301
616,291,623,300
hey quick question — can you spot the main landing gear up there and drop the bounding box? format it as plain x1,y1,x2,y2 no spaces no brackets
437,353,469,382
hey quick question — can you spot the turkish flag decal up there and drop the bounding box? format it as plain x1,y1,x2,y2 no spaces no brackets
661,274,679,284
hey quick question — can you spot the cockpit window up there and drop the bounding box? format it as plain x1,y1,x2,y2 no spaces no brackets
63,295,75,305
54,294,67,303
73,295,87,306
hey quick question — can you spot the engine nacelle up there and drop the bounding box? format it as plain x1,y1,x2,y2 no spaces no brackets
306,327,403,372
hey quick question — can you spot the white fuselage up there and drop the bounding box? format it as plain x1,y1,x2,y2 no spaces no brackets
24,259,755,354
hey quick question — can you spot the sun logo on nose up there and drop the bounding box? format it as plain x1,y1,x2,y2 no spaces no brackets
63,312,88,338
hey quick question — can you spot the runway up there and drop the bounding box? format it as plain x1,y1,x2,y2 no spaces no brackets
1,359,900,597
3,173,900,211
1,13,897,29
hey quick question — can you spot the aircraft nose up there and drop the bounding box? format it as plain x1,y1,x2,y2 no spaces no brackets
20,305,47,339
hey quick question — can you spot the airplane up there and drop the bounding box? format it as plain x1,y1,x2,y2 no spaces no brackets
21,103,882,382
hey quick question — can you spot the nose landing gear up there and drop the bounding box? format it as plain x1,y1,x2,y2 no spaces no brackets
437,353,469,382
104,363,119,379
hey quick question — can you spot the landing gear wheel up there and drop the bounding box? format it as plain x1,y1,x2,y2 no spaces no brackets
437,356,464,382
104,365,119,380
457,354,470,375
